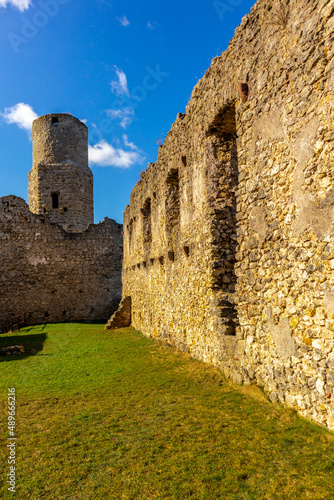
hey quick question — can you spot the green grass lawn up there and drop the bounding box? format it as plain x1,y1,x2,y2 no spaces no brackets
1,323,334,499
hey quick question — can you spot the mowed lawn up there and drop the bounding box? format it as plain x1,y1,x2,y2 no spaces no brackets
1,324,334,500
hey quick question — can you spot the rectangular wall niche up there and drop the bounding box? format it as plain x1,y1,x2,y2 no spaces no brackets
206,104,239,336
141,198,152,243
167,251,174,262
127,219,134,248
166,169,180,231
182,246,190,257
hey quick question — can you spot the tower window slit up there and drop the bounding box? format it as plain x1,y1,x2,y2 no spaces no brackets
52,193,59,209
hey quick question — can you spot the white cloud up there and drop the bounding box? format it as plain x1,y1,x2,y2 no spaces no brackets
120,117,132,129
116,15,129,27
110,67,130,96
122,134,139,151
147,21,157,30
106,106,134,129
1,102,38,133
88,140,144,168
0,0,31,11
106,107,133,120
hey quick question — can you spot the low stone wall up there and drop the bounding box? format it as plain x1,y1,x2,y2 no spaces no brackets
0,196,123,325
122,0,334,429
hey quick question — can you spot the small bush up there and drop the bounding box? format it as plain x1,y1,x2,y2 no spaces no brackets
266,0,289,29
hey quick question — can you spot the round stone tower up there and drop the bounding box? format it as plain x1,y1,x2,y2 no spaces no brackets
28,113,94,232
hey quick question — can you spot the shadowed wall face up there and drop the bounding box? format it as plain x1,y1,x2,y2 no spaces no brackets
29,114,94,233
0,197,123,326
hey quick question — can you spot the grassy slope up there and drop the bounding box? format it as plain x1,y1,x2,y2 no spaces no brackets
0,323,334,499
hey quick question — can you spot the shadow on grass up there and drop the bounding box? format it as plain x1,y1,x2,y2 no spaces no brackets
23,323,47,333
0,332,47,362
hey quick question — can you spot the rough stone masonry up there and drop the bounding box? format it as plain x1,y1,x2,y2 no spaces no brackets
0,113,123,326
117,0,334,429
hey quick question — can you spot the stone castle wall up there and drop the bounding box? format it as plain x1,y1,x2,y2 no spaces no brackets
121,0,334,429
0,196,122,325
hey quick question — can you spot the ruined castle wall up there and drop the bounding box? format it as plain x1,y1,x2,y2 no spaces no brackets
122,111,240,363
123,116,222,361
0,196,122,325
122,0,334,429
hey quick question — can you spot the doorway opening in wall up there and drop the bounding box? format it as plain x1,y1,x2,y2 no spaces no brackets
206,104,239,336
52,193,59,209
166,169,180,231
52,116,59,125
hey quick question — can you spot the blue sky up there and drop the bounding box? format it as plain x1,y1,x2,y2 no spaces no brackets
0,0,255,224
